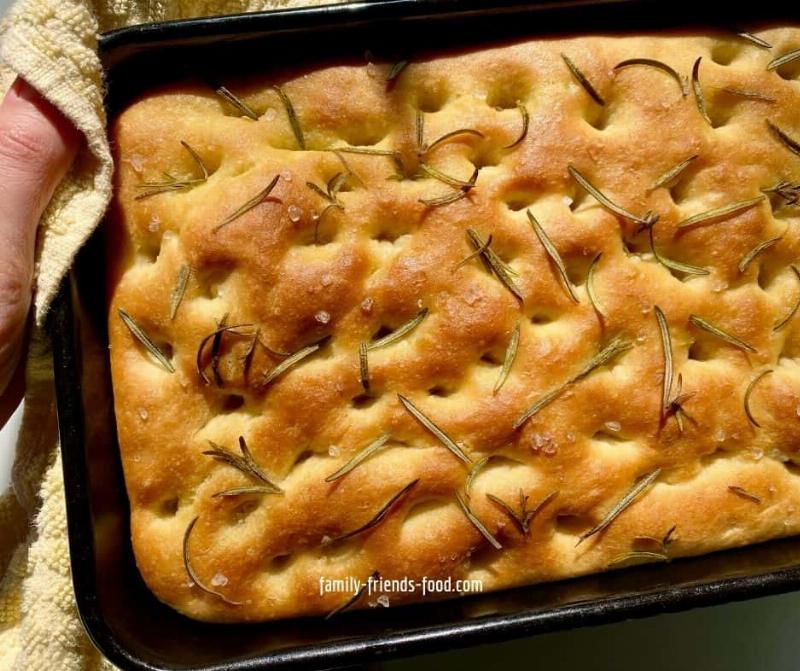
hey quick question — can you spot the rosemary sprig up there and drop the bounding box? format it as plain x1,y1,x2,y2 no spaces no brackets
169,265,190,320
689,314,756,353
722,88,776,103
261,338,326,387
744,369,772,428
767,49,800,71
358,341,370,391
736,32,772,49
586,253,605,318
135,140,210,200
465,228,524,303
577,468,661,546
527,210,579,302
328,479,419,543
215,85,258,120
196,320,253,385
728,485,761,503
465,456,489,496
183,517,242,605
655,306,673,424
607,551,668,568
455,490,502,549
272,84,305,150
419,166,478,207
773,266,800,331
387,60,409,81
203,436,282,492
486,489,557,534
325,570,380,619
213,175,281,232
676,196,765,229
368,308,428,350
504,102,529,149
494,322,520,394
614,58,688,96
567,165,652,227
324,433,392,483
514,337,632,428
738,237,782,273
651,155,698,190
118,309,175,373
562,53,605,105
763,181,800,206
648,226,709,276
398,394,472,464
767,120,800,158
691,57,712,126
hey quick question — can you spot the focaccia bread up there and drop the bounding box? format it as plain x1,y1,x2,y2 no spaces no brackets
108,26,800,622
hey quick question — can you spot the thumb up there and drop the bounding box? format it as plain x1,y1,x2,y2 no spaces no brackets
0,77,79,397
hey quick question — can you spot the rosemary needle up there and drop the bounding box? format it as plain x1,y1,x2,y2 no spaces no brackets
527,210,578,302
562,53,605,105
169,265,190,320
325,570,380,619
767,49,800,71
676,196,765,229
728,485,762,503
494,322,520,394
577,468,661,546
586,253,605,318
465,228,524,303
213,175,281,232
607,551,668,568
183,517,242,605
504,101,529,149
387,60,409,82
736,32,772,49
368,308,428,350
614,58,688,96
261,339,325,387
767,120,800,158
691,57,712,126
688,314,756,353
272,84,305,150
744,369,773,428
325,433,392,482
568,165,651,226
455,490,502,549
118,309,174,373
651,155,698,190
398,394,472,465
358,341,370,391
328,479,419,543
654,306,673,424
465,456,490,496
203,436,282,492
738,237,782,273
773,266,800,331
215,85,258,120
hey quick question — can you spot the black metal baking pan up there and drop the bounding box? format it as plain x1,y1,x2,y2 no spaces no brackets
50,1,800,669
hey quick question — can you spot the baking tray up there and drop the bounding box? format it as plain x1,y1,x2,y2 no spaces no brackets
50,1,800,669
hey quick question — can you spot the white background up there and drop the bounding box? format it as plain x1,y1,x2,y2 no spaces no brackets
0,1,798,668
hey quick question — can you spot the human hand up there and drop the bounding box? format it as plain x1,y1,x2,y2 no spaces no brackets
0,77,79,422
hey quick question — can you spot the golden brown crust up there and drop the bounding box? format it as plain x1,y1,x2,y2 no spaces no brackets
108,27,800,622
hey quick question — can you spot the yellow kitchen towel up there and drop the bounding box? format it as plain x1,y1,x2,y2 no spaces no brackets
0,1,344,669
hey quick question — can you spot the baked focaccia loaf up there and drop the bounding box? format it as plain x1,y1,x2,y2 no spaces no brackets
108,26,800,622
